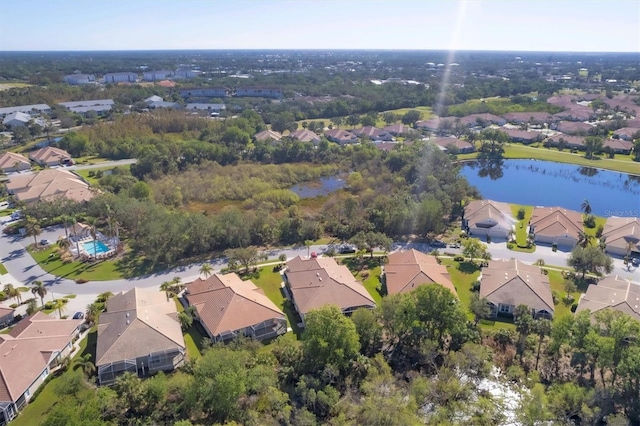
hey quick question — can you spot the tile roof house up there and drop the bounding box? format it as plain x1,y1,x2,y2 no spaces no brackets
463,199,515,240
552,106,594,122
0,152,30,173
383,249,457,296
352,126,394,141
96,287,186,385
479,259,554,319
555,121,594,135
624,118,640,129
458,113,506,127
254,129,283,142
383,123,412,136
529,207,583,249
5,169,94,203
284,256,376,325
613,127,640,141
324,129,358,145
502,112,554,125
576,276,640,321
603,138,634,154
602,217,640,258
415,117,454,132
289,129,321,144
184,273,287,343
498,128,544,144
431,136,475,153
0,312,82,424
28,147,72,167
0,307,14,328
544,134,586,150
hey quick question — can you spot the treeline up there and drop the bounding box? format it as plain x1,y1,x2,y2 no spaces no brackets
39,286,640,425
443,96,564,117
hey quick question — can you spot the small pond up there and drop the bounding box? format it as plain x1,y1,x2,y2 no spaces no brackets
460,159,640,217
290,175,346,199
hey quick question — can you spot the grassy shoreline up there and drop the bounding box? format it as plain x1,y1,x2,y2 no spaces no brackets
456,144,640,175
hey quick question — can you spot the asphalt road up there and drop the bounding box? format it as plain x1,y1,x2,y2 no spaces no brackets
1,224,638,315
3,159,137,179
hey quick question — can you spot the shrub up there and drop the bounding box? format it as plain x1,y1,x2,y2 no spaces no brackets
75,278,88,284
517,208,526,220
563,294,575,306
552,290,560,305
471,281,481,292
583,215,596,228
506,242,514,250
571,303,578,313
9,303,18,309
595,224,604,238
453,255,464,262
88,170,95,177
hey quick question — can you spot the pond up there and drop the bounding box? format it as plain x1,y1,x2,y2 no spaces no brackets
460,159,640,217
290,175,346,199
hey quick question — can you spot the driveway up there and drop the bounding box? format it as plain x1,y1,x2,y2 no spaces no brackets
1,226,638,312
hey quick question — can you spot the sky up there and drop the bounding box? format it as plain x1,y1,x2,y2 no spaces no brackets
1,0,639,52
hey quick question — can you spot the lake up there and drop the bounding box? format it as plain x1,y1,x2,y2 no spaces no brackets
460,159,640,217
290,175,346,198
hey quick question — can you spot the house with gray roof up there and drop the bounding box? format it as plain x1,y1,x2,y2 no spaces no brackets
479,259,554,319
0,104,51,119
576,276,640,322
96,287,186,385
2,112,32,128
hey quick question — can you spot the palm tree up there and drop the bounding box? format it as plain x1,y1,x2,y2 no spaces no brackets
581,199,592,215
577,231,594,249
51,298,67,319
31,280,47,307
85,303,101,325
57,236,71,253
160,277,184,300
74,353,96,378
199,263,213,278
24,216,41,247
625,240,636,270
71,215,82,258
61,215,71,241
86,217,98,259
3,284,20,304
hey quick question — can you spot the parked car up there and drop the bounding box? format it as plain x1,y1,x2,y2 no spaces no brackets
40,239,50,246
632,257,640,267
72,312,85,320
338,244,357,254
431,240,446,248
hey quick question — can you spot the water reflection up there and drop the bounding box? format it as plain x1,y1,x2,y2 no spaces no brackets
578,166,598,177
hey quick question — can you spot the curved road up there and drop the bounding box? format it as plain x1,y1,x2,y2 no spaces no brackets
1,223,637,312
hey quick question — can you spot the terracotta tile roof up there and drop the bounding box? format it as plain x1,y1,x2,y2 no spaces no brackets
555,121,594,135
500,128,543,141
254,129,282,142
0,307,13,319
464,199,515,231
285,256,375,315
385,249,457,296
28,147,71,165
383,124,411,135
502,112,554,123
324,129,357,143
0,312,81,403
613,127,640,139
6,169,94,203
431,137,474,151
289,129,321,143
603,138,634,152
415,117,454,130
458,113,505,126
0,152,30,171
602,217,640,253
480,259,554,314
546,134,586,147
96,288,185,367
576,276,640,321
185,273,285,338
530,207,583,240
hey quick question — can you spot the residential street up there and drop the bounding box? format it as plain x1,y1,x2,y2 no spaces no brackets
2,158,138,179
1,224,638,317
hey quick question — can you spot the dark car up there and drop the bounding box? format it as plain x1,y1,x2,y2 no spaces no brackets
338,244,357,254
40,239,50,246
431,241,446,248
72,312,85,320
632,258,640,267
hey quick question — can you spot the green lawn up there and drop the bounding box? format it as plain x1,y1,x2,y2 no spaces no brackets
244,266,303,336
75,165,127,185
547,269,581,318
584,215,607,243
12,329,93,426
29,246,124,281
457,144,639,175
0,263,7,275
173,297,204,359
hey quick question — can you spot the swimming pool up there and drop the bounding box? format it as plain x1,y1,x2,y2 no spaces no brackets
83,240,110,256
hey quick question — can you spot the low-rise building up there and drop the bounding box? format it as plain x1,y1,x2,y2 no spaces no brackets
103,72,138,84
463,199,515,240
59,99,114,116
602,216,640,257
184,273,287,343
179,87,228,98
289,129,321,144
555,121,594,135
0,312,83,425
500,128,544,144
529,207,583,249
0,152,30,173
63,74,96,85
479,259,554,319
283,256,375,326
383,249,457,296
0,104,51,119
613,127,640,141
254,129,283,142
235,87,283,99
383,123,412,136
502,112,554,125
576,276,640,321
2,112,33,128
185,103,226,114
352,126,394,141
0,307,14,328
544,134,586,150
603,138,633,154
96,287,186,385
6,169,94,203
143,70,173,81
458,113,506,127
28,147,72,167
324,129,358,145
431,136,475,153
